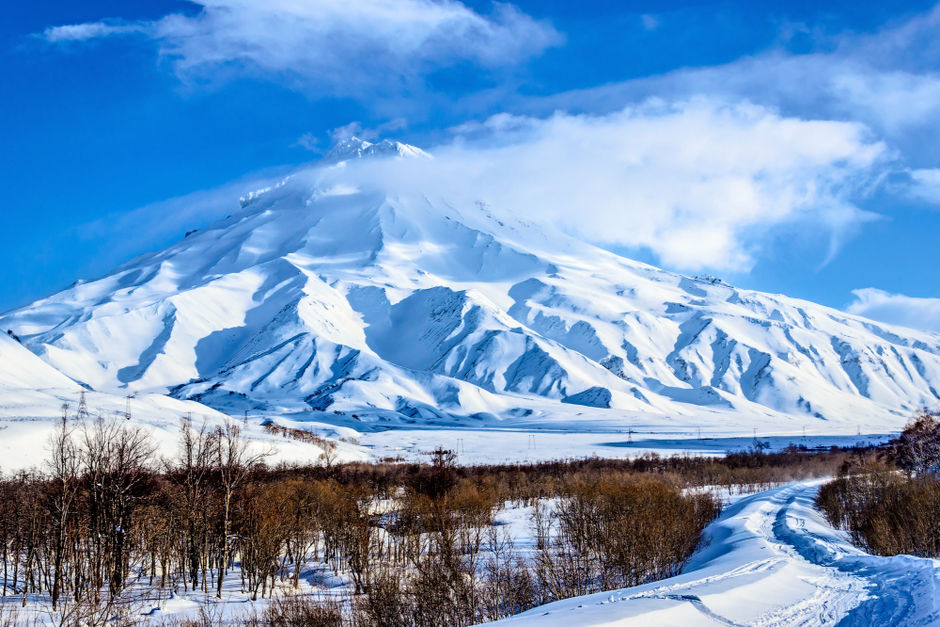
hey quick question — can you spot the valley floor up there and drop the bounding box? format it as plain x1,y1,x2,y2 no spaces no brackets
359,427,894,465
491,480,940,626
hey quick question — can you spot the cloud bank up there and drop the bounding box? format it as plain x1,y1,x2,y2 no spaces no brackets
80,98,887,282
848,288,940,334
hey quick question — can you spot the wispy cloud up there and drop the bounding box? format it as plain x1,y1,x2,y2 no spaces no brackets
39,0,561,95
907,168,940,203
41,21,143,42
291,133,321,153
46,3,940,283
73,170,290,276
847,288,940,333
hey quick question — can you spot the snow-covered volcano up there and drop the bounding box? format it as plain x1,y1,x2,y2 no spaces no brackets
3,138,939,432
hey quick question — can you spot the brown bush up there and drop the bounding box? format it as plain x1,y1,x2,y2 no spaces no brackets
818,463,940,557
536,475,720,598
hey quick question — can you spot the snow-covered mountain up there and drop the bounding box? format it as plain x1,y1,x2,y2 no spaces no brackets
3,138,939,433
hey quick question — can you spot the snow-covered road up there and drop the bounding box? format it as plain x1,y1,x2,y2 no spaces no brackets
491,480,940,626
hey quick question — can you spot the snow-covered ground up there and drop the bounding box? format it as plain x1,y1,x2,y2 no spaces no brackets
491,480,940,626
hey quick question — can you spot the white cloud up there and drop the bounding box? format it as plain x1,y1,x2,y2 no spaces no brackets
41,0,561,95
327,99,886,272
847,288,940,333
907,168,940,203
42,21,142,42
70,99,888,282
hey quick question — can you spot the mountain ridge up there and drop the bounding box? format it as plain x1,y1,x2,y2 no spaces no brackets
3,140,939,433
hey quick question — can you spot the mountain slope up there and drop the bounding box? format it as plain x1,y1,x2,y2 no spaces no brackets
0,328,265,471
3,138,939,432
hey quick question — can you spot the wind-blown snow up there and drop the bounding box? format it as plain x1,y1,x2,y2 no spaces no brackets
2,139,939,439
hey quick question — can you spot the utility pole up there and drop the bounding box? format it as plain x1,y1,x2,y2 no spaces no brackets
124,394,133,421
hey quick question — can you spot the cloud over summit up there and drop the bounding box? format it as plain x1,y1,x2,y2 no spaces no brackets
313,100,887,272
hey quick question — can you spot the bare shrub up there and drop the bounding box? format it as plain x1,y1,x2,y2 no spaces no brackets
818,463,940,557
260,593,344,627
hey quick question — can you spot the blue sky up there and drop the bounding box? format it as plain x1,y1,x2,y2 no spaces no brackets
2,0,940,330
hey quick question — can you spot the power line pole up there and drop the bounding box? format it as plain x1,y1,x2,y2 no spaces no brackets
77,390,89,421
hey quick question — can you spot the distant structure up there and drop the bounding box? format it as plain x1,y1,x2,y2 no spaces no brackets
76,390,89,421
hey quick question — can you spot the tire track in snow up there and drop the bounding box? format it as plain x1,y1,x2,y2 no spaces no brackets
489,481,940,626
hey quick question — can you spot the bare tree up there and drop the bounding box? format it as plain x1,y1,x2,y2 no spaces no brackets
79,417,155,600
45,414,80,610
213,423,271,598
173,416,217,592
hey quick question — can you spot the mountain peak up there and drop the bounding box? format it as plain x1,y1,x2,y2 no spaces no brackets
321,136,431,165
